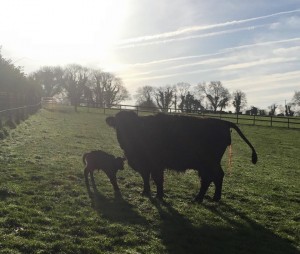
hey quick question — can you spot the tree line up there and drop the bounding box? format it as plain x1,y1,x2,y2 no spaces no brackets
0,50,129,112
30,64,129,112
1,49,299,116
0,49,41,110
134,83,300,116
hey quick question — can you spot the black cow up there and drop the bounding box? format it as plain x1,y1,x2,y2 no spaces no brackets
106,111,257,202
83,150,125,193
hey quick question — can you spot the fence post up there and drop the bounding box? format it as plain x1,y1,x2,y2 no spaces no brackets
288,117,290,128
236,113,239,124
136,106,139,115
253,115,256,125
15,108,20,124
24,105,28,119
271,116,273,127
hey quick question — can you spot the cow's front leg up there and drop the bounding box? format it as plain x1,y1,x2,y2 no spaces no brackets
151,169,164,199
140,171,151,196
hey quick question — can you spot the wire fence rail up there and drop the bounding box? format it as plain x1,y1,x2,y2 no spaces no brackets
82,103,300,129
0,102,41,129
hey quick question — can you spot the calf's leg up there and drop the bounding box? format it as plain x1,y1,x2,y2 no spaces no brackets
107,173,120,191
84,167,92,195
90,170,98,190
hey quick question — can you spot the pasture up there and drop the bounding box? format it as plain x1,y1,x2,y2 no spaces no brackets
0,106,299,253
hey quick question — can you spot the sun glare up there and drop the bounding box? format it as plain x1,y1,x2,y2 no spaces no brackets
0,0,127,68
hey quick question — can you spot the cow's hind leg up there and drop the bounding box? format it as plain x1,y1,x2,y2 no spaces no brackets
194,171,212,202
151,169,164,199
212,166,224,202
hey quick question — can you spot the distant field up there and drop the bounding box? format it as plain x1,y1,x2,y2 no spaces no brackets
0,106,299,253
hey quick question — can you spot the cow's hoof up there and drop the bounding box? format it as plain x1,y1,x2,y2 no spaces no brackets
155,194,164,200
114,190,122,199
142,190,151,197
212,196,221,202
193,196,204,203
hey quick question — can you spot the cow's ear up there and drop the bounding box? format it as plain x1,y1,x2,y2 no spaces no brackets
106,116,116,128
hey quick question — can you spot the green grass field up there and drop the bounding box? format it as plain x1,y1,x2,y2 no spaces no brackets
0,106,299,254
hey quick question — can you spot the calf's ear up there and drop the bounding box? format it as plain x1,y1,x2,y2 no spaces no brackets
106,116,116,128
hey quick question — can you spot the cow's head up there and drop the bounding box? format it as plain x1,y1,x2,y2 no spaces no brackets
106,111,139,129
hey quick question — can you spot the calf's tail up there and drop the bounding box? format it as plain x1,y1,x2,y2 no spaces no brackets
229,122,258,164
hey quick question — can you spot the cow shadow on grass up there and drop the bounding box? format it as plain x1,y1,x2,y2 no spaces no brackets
87,182,148,226
150,197,299,254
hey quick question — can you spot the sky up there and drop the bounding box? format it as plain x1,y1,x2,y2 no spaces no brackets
1,0,300,109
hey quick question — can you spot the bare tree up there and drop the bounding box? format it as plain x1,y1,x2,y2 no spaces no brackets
175,82,191,111
155,86,175,112
90,70,105,107
268,104,277,116
175,82,191,97
232,90,247,114
62,64,90,111
134,86,157,111
292,91,300,106
178,92,204,113
103,75,129,107
135,86,154,104
197,81,231,112
30,66,64,97
89,71,129,107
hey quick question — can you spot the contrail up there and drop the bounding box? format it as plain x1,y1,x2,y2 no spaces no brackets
117,9,300,45
122,37,300,68
116,24,269,49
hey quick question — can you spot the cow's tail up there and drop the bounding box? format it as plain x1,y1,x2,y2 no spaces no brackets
229,122,258,164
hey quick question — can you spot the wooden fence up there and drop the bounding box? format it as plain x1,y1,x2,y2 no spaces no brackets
85,103,300,129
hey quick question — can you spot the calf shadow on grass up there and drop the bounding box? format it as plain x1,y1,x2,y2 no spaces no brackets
87,181,148,226
150,198,299,254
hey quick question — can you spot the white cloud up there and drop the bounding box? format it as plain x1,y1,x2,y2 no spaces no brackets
270,15,300,29
273,46,300,56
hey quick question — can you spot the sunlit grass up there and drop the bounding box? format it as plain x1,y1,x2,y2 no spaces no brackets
0,106,299,253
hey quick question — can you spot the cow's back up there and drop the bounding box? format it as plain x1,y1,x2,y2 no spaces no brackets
148,114,231,169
